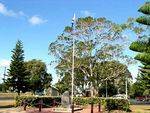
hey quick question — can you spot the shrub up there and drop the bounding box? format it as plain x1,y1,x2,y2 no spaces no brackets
16,96,130,112
105,98,130,112
73,97,103,105
74,97,130,112
15,96,61,108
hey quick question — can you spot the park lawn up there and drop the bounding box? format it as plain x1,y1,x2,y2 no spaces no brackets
0,93,149,113
130,105,150,113
0,100,15,108
0,92,32,108
0,93,17,99
0,92,32,98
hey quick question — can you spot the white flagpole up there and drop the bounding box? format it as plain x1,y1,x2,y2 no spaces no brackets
71,13,75,106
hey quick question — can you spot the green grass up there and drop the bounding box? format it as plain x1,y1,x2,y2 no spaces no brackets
0,92,33,108
0,100,15,108
130,105,150,113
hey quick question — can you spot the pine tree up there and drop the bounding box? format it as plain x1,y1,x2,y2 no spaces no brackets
130,2,150,95
6,40,28,95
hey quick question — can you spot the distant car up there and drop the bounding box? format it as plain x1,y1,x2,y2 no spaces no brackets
113,94,126,99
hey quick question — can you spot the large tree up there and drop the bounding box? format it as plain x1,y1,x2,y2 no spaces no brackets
49,17,133,96
130,2,150,95
25,59,52,94
49,17,134,96
6,40,28,95
49,16,134,96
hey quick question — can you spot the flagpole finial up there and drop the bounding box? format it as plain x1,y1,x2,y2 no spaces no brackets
72,13,76,23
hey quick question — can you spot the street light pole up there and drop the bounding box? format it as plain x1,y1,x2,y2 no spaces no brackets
71,14,75,105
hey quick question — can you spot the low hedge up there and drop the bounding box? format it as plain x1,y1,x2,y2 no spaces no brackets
16,96,130,112
73,97,130,112
15,96,61,108
105,98,130,112
73,97,105,105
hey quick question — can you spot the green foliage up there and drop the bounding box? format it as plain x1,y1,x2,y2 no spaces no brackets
55,81,70,94
0,83,8,92
16,96,130,111
49,16,134,96
135,53,150,64
143,89,150,96
136,2,150,25
15,96,61,107
73,97,130,112
130,82,144,98
55,60,131,96
130,41,150,53
129,1,150,97
105,99,130,112
73,97,102,105
24,59,52,93
0,84,3,92
136,16,150,25
64,26,73,33
6,40,28,95
99,81,117,97
138,2,150,15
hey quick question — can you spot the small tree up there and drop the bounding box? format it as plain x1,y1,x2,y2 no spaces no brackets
6,40,28,95
25,59,52,94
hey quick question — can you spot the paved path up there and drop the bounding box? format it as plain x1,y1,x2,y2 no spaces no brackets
0,106,103,113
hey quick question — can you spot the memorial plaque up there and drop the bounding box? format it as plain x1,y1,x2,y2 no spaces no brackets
61,91,71,108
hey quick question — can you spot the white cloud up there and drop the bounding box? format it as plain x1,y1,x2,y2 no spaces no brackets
29,15,47,25
0,59,10,67
80,10,95,17
0,2,47,26
0,2,24,17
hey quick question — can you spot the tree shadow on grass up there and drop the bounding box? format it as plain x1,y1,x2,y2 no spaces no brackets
144,108,150,111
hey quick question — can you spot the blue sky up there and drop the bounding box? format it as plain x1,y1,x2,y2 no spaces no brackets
0,0,146,84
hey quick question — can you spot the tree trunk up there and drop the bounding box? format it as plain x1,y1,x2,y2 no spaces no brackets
17,89,20,96
90,63,94,97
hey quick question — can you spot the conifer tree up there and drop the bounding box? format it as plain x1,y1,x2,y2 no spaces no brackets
6,40,28,95
130,2,150,95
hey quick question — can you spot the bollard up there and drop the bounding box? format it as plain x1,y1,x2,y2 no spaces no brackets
38,99,43,112
98,102,102,112
91,103,93,113
72,102,74,113
53,99,56,107
23,101,28,111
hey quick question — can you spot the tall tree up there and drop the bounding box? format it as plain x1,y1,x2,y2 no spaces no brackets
6,40,28,95
130,2,150,95
25,59,52,94
49,17,133,96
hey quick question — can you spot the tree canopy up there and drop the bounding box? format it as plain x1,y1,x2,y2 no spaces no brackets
6,40,28,95
130,2,150,96
25,59,52,93
49,16,133,96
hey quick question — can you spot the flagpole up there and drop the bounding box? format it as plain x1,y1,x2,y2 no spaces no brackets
71,14,75,106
